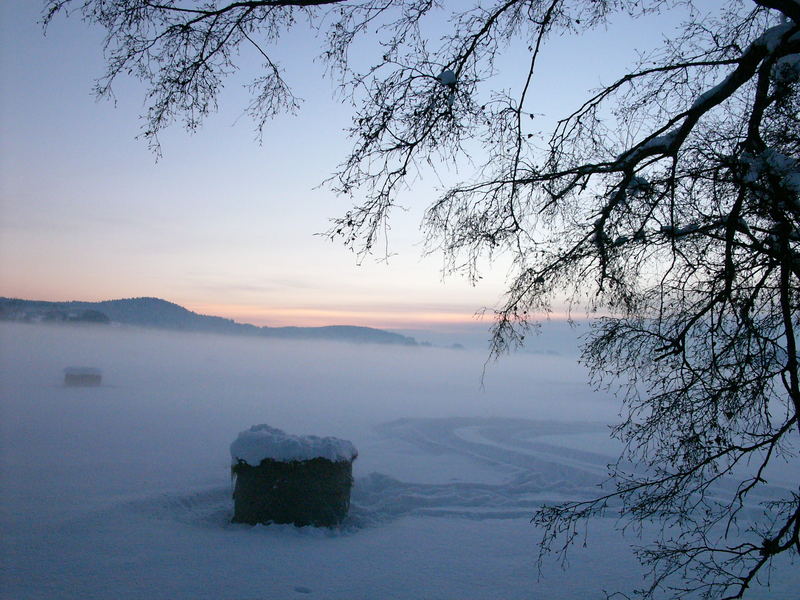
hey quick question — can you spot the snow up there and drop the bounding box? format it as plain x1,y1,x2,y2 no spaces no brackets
691,79,728,110
691,25,799,111
786,171,800,196
741,152,761,183
626,176,650,196
641,131,677,152
675,222,700,235
1,322,798,599
618,131,676,165
740,148,800,194
774,53,800,84
436,68,456,86
753,23,794,53
230,424,358,465
758,23,794,53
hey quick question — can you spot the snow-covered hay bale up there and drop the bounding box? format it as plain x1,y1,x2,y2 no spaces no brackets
230,425,357,527
63,367,102,387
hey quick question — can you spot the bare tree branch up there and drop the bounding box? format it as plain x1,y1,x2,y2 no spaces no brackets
45,1,800,597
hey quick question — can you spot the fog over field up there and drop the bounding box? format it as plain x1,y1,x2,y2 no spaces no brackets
1,322,797,599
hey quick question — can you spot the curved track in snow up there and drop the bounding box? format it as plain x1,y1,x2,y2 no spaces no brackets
127,417,616,529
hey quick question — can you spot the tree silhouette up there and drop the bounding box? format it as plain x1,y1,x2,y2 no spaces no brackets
45,1,800,597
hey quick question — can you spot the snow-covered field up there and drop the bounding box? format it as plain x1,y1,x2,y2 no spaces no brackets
1,323,796,599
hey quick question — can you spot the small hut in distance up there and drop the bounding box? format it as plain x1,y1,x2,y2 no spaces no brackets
63,367,102,387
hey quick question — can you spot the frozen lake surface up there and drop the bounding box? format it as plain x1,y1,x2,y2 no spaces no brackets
1,323,796,599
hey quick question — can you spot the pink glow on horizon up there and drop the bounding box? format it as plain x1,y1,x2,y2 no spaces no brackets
183,301,569,330
0,288,572,331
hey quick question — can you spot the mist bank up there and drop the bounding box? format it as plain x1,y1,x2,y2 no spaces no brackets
3,322,797,600
1,296,590,353
395,319,586,356
0,319,620,515
0,320,615,442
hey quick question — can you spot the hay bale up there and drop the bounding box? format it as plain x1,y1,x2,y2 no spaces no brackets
64,367,102,387
230,425,357,527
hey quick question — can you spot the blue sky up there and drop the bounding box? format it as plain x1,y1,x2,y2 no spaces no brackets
0,1,688,329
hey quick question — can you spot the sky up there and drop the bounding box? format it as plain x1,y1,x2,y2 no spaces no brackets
0,1,689,330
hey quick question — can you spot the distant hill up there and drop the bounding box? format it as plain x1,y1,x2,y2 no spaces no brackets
0,297,418,346
0,298,111,325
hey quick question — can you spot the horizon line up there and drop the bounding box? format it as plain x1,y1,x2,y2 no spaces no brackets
1,294,576,332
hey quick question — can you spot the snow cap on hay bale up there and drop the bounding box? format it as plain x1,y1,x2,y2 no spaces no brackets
230,424,357,527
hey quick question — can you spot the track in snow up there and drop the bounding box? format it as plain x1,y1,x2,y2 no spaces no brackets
126,417,616,529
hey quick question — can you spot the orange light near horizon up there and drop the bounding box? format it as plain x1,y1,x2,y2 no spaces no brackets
184,303,479,329
183,301,570,330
